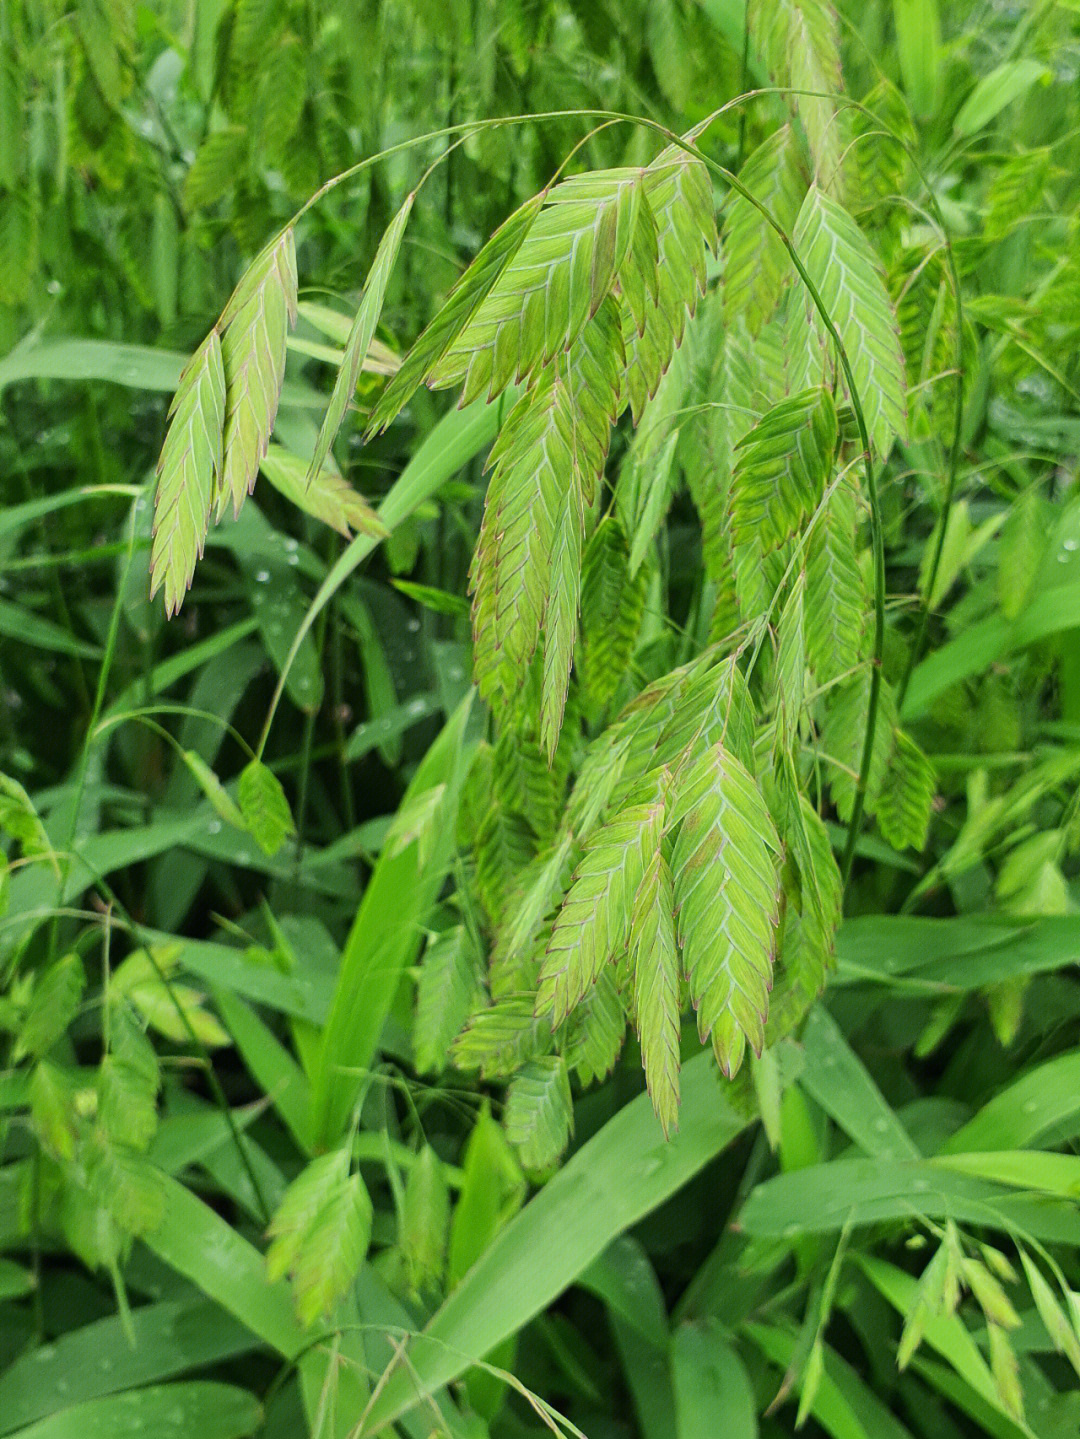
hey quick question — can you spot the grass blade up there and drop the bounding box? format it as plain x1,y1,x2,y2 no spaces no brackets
307,194,413,484
357,1055,753,1433
7,1383,261,1439
144,1175,304,1358
310,694,479,1145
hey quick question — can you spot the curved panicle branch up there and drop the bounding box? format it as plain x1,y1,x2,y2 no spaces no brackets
155,86,961,904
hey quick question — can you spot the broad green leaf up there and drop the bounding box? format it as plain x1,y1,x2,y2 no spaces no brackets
671,1320,758,1439
577,1236,669,1349
390,580,469,617
6,1383,260,1439
0,1258,33,1301
145,1176,304,1357
448,1106,525,1289
0,338,321,408
0,600,102,660
834,915,1080,991
954,59,1050,136
358,1054,753,1433
919,500,970,610
311,695,477,1145
943,1048,1080,1154
799,1007,920,1160
740,1155,1080,1245
243,560,325,713
903,583,1080,719
214,989,312,1152
0,485,137,545
344,692,442,762
932,1149,1080,1198
893,0,942,117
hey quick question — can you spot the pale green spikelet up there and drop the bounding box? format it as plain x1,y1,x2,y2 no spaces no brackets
150,330,226,617
670,744,781,1077
217,229,298,519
